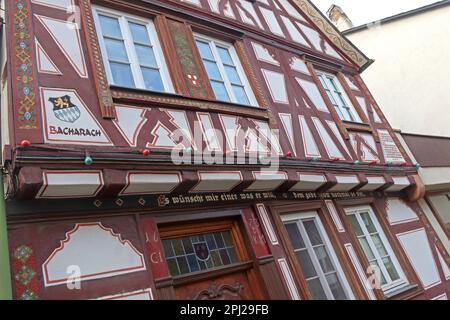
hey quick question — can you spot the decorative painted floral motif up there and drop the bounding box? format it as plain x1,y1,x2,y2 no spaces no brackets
14,0,38,129
14,245,33,263
15,265,36,286
12,244,39,300
21,288,39,300
167,20,208,99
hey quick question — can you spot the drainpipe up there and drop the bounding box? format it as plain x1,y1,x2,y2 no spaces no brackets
0,172,12,300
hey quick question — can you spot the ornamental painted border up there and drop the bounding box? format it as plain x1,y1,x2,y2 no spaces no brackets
79,0,116,118
12,0,41,129
292,0,370,69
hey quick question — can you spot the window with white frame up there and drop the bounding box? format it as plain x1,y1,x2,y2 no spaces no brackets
93,7,173,93
345,206,408,294
316,72,361,123
283,211,354,300
194,35,258,106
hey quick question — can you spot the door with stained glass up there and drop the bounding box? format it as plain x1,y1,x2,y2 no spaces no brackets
159,219,266,300
283,211,354,300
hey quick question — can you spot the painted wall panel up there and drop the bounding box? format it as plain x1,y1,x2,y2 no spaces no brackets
397,229,442,290
31,0,74,10
386,198,419,225
96,288,153,300
428,195,450,224
35,14,88,78
42,222,146,287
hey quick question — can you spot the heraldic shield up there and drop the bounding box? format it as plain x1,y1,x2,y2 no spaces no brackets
194,242,210,261
49,95,81,123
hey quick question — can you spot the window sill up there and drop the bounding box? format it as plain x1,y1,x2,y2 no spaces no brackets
154,261,253,288
343,121,373,133
384,283,421,300
110,85,269,120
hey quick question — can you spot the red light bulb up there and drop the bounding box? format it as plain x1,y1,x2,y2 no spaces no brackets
20,140,31,147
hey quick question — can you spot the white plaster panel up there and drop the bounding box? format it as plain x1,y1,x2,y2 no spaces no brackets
278,258,301,300
192,172,242,192
290,173,326,191
113,106,147,147
97,288,153,300
43,223,146,287
312,117,344,159
386,198,419,225
329,175,360,192
120,172,181,195
298,115,320,158
280,16,309,46
296,78,328,112
279,113,296,155
359,176,386,191
260,7,285,37
37,171,104,199
397,228,441,290
252,42,279,65
35,39,62,75
31,0,74,10
35,14,88,78
262,69,288,104
385,177,411,192
257,203,279,245
245,171,288,191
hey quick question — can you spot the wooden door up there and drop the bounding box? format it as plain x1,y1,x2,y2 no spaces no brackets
159,219,267,300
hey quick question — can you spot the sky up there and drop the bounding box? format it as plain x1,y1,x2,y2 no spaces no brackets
311,0,440,27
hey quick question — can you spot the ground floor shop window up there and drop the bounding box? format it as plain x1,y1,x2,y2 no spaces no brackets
282,211,354,300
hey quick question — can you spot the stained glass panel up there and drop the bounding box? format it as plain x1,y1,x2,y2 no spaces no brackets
162,230,239,276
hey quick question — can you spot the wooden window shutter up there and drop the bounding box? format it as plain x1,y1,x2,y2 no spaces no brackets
155,16,214,100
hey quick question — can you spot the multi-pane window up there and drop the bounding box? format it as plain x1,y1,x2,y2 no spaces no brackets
93,7,173,92
195,35,257,106
162,231,239,276
345,206,408,294
283,212,353,300
317,72,361,123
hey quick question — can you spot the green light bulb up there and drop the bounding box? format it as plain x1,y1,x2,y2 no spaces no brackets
84,156,93,166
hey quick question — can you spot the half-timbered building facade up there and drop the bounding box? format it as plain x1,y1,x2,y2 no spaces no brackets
0,0,448,300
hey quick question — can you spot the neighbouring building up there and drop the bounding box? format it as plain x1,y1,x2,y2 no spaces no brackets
340,1,450,255
0,0,448,300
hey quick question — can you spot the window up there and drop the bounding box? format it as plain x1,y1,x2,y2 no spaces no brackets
194,35,258,106
162,230,239,276
345,206,408,294
316,72,361,123
283,211,354,300
93,7,173,92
